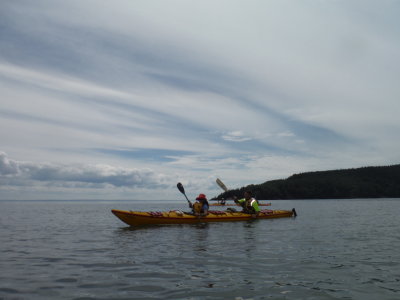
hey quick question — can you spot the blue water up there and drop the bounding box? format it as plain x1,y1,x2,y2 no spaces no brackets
0,199,399,299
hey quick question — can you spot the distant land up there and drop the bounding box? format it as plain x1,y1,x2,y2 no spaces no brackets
215,164,400,200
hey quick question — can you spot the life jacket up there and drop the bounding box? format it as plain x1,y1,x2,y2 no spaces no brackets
193,202,203,214
244,199,257,213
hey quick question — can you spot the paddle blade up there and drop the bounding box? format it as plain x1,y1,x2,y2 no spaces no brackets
216,178,228,192
177,182,185,194
177,182,191,206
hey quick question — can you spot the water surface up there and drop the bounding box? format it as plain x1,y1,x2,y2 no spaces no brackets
1,199,399,299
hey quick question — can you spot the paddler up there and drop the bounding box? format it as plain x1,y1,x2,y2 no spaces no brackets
192,193,209,216
235,191,260,218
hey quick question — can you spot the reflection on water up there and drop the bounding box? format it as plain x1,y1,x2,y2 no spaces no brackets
192,223,210,253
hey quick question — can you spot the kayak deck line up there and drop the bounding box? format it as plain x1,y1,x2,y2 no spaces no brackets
111,208,297,226
210,203,271,206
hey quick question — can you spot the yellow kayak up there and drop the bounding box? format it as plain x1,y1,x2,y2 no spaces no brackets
111,208,296,226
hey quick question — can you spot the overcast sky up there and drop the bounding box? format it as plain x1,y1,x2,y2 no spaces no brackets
1,0,399,200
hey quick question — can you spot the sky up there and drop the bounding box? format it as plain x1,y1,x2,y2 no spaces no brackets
1,0,400,200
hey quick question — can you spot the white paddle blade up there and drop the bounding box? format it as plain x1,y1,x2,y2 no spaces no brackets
216,178,228,192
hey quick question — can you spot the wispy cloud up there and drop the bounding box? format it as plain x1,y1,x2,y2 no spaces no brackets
222,131,252,142
1,0,399,200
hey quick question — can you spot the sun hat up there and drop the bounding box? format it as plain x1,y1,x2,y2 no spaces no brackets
196,193,207,200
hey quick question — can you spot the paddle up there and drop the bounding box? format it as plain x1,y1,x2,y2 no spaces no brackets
216,178,228,192
215,178,231,206
177,182,192,207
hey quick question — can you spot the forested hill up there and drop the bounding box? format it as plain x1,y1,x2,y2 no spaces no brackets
216,164,400,200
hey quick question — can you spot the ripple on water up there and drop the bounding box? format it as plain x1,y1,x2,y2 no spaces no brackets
55,278,78,283
0,287,19,294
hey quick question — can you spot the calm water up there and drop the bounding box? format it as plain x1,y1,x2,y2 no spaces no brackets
0,199,399,300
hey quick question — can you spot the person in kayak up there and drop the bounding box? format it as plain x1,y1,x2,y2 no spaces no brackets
235,191,260,218
216,198,226,205
191,193,209,216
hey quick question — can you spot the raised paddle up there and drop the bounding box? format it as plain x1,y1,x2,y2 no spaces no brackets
177,182,192,207
216,178,228,192
215,179,268,208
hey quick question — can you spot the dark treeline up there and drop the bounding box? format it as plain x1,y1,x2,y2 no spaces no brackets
215,164,400,200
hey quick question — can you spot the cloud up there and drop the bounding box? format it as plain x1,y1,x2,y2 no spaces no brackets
0,152,19,175
221,131,252,142
1,1,400,200
0,63,131,99
0,152,168,189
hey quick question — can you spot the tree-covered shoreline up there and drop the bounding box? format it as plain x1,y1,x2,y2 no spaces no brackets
215,164,400,200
